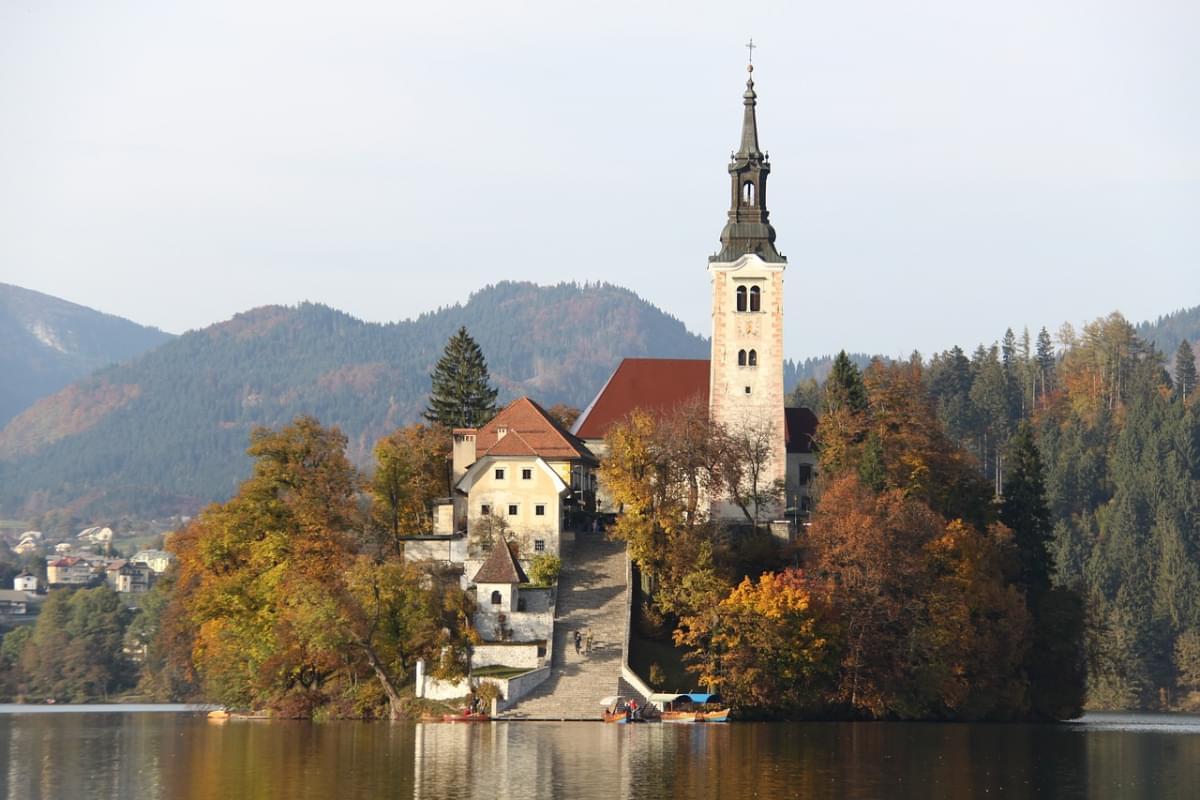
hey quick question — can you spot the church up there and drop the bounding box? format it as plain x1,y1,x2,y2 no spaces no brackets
410,58,819,711
571,59,816,529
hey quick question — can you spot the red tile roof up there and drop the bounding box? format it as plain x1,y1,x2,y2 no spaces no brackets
475,397,596,463
571,357,818,453
572,359,710,440
472,540,530,584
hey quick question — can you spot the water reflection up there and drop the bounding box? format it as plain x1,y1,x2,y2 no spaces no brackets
1,711,1198,799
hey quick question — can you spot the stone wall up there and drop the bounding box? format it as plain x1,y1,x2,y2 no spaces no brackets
489,666,550,707
471,643,542,670
403,536,468,564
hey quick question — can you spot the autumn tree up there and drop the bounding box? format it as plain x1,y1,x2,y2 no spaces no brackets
804,475,1032,719
425,326,499,428
165,417,475,718
675,569,833,714
369,423,451,558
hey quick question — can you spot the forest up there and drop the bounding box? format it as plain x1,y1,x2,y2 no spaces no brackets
789,312,1200,710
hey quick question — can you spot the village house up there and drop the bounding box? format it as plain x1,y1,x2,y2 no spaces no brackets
13,531,42,555
406,397,598,571
46,556,96,587
130,549,175,574
105,560,153,593
0,589,41,616
468,539,553,666
13,571,38,592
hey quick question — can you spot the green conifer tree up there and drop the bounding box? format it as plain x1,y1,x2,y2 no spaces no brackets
1001,422,1086,719
425,327,499,428
823,351,868,415
1175,339,1197,401
1000,423,1054,595
1035,327,1056,403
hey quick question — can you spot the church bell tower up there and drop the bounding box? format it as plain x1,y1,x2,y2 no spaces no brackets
708,56,787,519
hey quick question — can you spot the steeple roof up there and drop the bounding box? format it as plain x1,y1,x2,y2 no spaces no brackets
472,540,529,585
738,70,762,158
712,60,785,264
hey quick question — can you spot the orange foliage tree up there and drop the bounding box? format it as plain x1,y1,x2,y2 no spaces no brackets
675,568,833,714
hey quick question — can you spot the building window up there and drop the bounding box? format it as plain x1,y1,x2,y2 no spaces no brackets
481,504,491,516
736,285,747,312
798,465,812,486
508,504,519,516
745,386,751,394
521,468,533,480
494,468,505,480
535,504,546,516
748,349,757,367
534,539,545,552
491,590,502,605
750,285,761,312
738,349,747,366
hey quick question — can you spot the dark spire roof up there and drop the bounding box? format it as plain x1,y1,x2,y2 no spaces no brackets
472,540,529,585
738,70,762,158
712,62,785,264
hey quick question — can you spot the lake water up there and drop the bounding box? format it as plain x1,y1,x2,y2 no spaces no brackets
1,707,1197,799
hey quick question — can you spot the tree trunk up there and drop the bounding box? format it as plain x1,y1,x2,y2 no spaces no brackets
361,642,404,720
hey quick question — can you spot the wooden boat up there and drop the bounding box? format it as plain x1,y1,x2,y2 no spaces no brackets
599,695,650,723
441,711,491,723
651,693,731,723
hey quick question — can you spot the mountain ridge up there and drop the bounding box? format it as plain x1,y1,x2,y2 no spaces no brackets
0,282,173,427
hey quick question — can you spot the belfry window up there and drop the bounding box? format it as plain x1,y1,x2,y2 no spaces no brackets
748,349,757,367
736,285,747,312
738,349,747,366
743,181,756,206
750,286,761,312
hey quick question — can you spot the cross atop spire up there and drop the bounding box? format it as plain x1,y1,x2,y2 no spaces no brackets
745,37,756,65
711,52,784,264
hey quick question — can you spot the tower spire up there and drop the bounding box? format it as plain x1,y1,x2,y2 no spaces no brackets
739,40,761,157
712,47,784,264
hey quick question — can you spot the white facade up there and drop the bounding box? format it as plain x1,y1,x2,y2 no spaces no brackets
13,573,37,592
708,253,788,519
458,456,569,558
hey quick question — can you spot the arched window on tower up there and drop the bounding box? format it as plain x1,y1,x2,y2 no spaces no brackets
748,349,757,367
750,285,761,312
736,285,747,312
738,349,747,366
743,181,756,206
490,590,502,606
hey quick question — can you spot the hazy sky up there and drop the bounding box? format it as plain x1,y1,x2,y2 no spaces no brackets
2,0,1197,360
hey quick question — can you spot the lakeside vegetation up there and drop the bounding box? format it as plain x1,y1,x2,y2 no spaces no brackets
1,309,1196,717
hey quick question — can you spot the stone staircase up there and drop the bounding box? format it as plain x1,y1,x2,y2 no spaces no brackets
499,531,630,719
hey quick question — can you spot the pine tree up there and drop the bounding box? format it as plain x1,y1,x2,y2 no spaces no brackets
823,351,868,415
1175,339,1197,401
1000,423,1054,595
424,327,499,428
1001,422,1086,719
1036,327,1055,404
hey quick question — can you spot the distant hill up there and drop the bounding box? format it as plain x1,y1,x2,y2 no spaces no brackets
0,283,172,427
0,281,707,521
1137,304,1200,373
